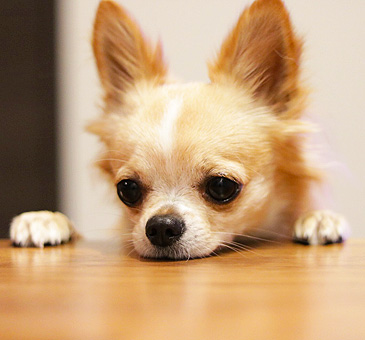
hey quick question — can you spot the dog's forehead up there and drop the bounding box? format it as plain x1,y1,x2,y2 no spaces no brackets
132,82,259,145
116,83,273,186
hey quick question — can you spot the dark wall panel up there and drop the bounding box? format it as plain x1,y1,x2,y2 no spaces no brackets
0,1,56,237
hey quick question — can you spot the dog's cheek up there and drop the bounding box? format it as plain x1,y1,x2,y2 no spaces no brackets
201,175,273,236
130,213,156,256
175,210,222,257
123,207,141,225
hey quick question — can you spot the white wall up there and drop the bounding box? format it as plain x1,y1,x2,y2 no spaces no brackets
57,0,365,238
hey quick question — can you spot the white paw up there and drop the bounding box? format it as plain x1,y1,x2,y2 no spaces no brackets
10,211,74,248
293,210,349,245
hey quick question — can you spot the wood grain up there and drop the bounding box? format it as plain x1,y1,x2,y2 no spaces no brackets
0,239,364,340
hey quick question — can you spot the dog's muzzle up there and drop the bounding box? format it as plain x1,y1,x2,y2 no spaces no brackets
145,214,185,247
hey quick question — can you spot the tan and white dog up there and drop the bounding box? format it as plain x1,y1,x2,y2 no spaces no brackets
10,0,349,259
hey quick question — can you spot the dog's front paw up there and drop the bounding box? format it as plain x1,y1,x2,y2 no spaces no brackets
10,211,74,248
293,210,349,245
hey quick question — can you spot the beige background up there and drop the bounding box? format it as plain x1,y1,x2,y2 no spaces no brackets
57,0,365,238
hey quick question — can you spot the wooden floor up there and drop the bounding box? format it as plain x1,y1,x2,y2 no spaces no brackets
0,239,364,340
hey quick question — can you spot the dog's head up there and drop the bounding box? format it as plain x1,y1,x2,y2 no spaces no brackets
89,0,311,259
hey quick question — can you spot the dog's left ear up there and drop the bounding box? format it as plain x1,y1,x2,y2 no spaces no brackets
209,0,303,115
93,0,167,109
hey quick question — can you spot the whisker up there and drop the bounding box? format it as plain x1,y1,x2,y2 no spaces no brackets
229,241,258,252
247,228,292,240
198,245,222,259
125,246,137,257
222,241,251,252
218,242,248,258
209,248,222,258
115,232,133,236
212,231,279,243
122,239,135,245
220,240,264,257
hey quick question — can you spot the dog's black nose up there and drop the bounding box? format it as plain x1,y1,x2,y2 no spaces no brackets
145,214,185,247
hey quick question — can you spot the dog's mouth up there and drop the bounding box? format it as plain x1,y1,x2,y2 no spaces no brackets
132,233,221,260
143,244,192,260
140,243,218,260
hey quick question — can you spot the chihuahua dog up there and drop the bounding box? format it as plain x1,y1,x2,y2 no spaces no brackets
10,0,348,259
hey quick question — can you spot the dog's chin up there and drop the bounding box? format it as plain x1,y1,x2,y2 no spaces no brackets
133,240,220,260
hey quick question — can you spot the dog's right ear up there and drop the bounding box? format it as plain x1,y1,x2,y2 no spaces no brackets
92,1,167,108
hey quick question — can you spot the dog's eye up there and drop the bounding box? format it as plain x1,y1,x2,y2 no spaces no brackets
205,177,241,204
116,179,142,207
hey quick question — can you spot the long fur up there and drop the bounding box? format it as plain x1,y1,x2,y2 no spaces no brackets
86,0,345,258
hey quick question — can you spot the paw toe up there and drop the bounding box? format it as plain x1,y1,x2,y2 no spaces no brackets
293,210,349,245
10,211,73,248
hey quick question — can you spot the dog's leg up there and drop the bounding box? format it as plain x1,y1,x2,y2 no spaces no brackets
293,210,349,245
10,211,74,247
